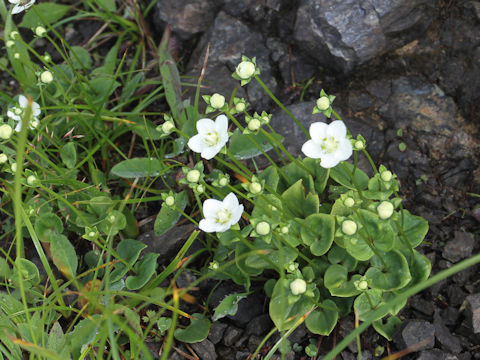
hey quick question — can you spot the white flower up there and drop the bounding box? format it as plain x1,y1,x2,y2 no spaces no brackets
199,192,244,233
290,279,307,296
301,120,352,168
188,115,229,160
9,0,36,14
7,95,41,132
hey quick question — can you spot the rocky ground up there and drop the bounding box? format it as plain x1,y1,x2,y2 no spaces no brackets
146,0,480,359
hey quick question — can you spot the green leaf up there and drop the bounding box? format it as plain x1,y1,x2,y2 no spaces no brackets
356,209,394,253
229,129,284,160
344,235,374,261
87,77,120,103
69,46,92,70
365,250,411,291
280,160,313,193
47,322,69,358
300,213,335,255
13,258,40,285
110,239,146,283
120,72,143,102
281,179,319,218
258,165,279,192
212,293,247,321
174,314,211,343
50,234,78,278
128,115,163,140
68,316,99,358
87,196,113,218
354,289,387,321
394,210,429,250
125,253,159,290
305,300,338,335
97,0,116,12
60,142,77,169
34,212,63,243
99,210,126,236
398,250,431,290
19,4,70,28
330,162,369,190
324,264,362,297
154,191,188,236
110,157,164,178
373,316,402,341
244,239,297,271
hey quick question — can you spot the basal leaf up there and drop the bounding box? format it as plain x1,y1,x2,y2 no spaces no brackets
50,234,78,279
110,157,164,178
229,129,283,160
212,293,247,321
125,253,159,290
154,191,188,236
19,4,70,28
174,314,210,343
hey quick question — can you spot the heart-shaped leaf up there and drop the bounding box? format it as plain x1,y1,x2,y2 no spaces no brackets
301,213,335,255
324,264,362,297
174,314,210,343
125,253,158,290
365,250,411,291
110,157,165,178
154,191,188,236
305,300,338,335
110,239,146,282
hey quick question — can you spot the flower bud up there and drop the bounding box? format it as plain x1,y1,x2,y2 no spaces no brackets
196,184,205,194
219,177,228,187
377,201,394,220
354,140,364,150
236,61,255,79
381,170,392,182
26,175,37,186
161,121,175,134
0,124,13,140
11,163,17,173
210,93,225,109
235,101,246,112
108,214,116,223
247,118,261,131
354,279,369,291
88,231,96,238
43,54,51,62
209,261,219,270
281,226,289,234
290,279,307,296
255,221,270,236
287,263,296,272
316,96,330,111
14,53,20,59
6,40,15,48
40,71,53,84
186,169,201,183
344,197,355,208
9,31,19,40
35,26,47,37
0,153,7,164
249,182,262,194
342,220,357,235
165,195,175,207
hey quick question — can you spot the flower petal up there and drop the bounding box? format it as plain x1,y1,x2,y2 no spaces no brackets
201,145,220,160
327,120,347,138
7,110,20,121
230,204,244,227
335,138,353,161
14,120,22,132
196,118,215,135
223,192,238,210
301,140,323,159
187,134,205,153
214,114,228,135
199,218,220,233
32,102,41,117
11,4,24,14
309,122,328,142
18,95,27,108
319,153,340,168
202,198,223,218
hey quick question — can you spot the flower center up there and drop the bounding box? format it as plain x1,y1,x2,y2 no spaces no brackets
321,136,338,153
204,131,219,146
215,208,231,224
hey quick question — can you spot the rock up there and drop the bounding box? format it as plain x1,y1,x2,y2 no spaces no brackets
442,232,475,263
417,349,459,360
441,307,460,326
394,320,435,351
465,293,480,334
434,310,462,354
208,322,228,345
339,317,358,353
223,326,244,347
446,284,466,307
246,314,273,336
186,11,277,110
235,351,251,360
410,295,435,316
294,0,432,73
153,0,220,40
191,339,217,360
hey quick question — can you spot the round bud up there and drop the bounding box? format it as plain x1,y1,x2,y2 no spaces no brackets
354,140,364,150
196,184,205,194
109,214,116,223
249,182,262,194
186,169,201,183
0,124,13,140
262,116,270,124
9,31,19,40
6,40,15,48
0,153,7,164
161,121,175,134
88,231,96,237
377,201,394,220
281,226,289,234
11,163,17,173
316,96,330,111
219,177,228,187
248,118,261,132
43,54,51,62
35,26,47,37
342,220,357,235
381,170,392,182
26,175,37,186
210,93,225,109
165,196,175,207
236,61,256,79
209,261,219,270
288,264,296,272
235,102,246,112
40,71,53,84
255,221,270,236
358,280,368,291
290,279,307,296
344,197,355,208
14,53,20,59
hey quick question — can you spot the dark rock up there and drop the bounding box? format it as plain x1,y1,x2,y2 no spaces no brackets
410,295,435,316
339,317,358,353
348,91,374,112
441,307,460,326
153,0,220,40
246,314,273,336
293,0,432,73
186,11,277,110
442,232,475,263
465,293,480,334
208,322,228,345
223,326,244,347
191,339,217,360
138,224,197,265
447,286,468,307
417,349,459,360
235,351,250,360
434,310,462,354
394,320,435,352
247,335,263,352
175,270,197,289
234,334,249,348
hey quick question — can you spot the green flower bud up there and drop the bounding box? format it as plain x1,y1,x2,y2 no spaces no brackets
219,177,228,187
377,201,394,220
88,231,96,238
35,26,47,37
281,226,289,234
165,195,175,207
342,220,357,235
26,175,37,186
161,121,175,134
210,93,225,109
255,221,270,236
187,169,201,183
14,53,20,59
354,140,365,150
381,170,392,182
249,182,262,194
196,184,205,194
40,71,53,84
344,197,355,207
0,124,13,140
0,153,7,164
290,279,307,296
236,61,255,79
235,101,246,112
247,118,261,131
6,40,14,48
316,96,330,111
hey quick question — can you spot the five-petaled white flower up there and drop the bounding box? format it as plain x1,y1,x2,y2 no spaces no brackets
188,115,229,160
301,120,352,168
199,192,244,233
7,95,41,132
9,0,36,14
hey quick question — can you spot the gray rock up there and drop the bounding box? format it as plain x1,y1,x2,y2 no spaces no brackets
247,335,263,352
395,320,435,351
465,293,480,334
186,11,277,110
208,322,228,345
235,351,251,360
441,307,460,326
294,0,432,73
417,349,459,360
223,326,244,347
442,232,475,263
246,314,273,336
153,0,220,40
434,310,462,354
410,295,435,316
191,339,217,360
